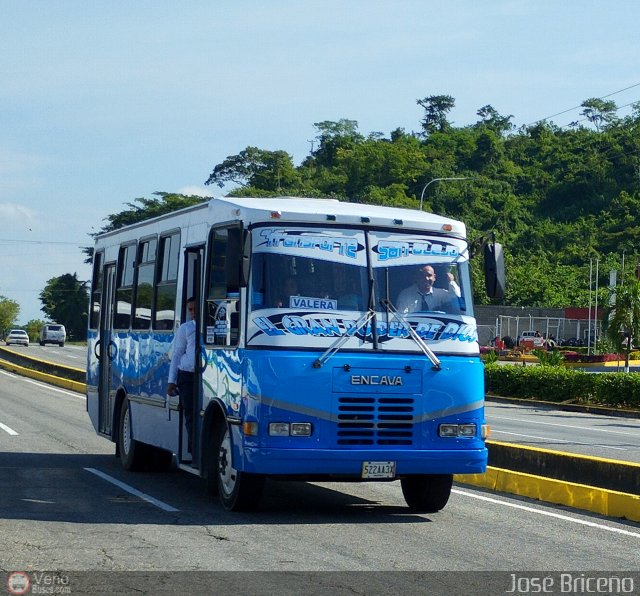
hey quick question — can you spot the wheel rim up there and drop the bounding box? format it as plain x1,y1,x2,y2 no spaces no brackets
218,428,237,497
122,406,131,455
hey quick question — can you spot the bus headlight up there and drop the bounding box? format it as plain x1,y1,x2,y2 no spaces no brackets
268,422,313,437
269,423,291,436
290,423,312,437
458,424,477,437
438,424,459,437
438,423,477,438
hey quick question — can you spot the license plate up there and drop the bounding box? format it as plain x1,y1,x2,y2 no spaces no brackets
361,461,396,479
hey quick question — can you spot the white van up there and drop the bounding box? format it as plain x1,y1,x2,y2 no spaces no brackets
39,323,66,347
518,330,545,348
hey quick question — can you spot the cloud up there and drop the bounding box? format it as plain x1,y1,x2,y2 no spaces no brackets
177,185,214,198
0,202,38,223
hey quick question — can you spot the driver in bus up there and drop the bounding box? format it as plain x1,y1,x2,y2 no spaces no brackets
397,264,459,314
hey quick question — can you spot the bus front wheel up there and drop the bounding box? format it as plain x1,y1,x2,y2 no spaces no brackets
400,474,453,512
214,423,264,511
118,398,145,471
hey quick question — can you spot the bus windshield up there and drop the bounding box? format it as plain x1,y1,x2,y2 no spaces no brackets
247,226,475,351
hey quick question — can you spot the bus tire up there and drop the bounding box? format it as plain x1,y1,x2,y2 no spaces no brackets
118,398,145,472
215,423,264,511
400,474,453,513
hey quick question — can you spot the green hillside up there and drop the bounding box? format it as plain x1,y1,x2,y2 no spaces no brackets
204,96,640,308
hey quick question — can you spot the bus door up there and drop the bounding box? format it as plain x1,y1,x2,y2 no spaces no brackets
179,245,204,466
98,262,117,436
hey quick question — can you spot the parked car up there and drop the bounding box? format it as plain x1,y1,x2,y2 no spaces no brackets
39,323,66,347
518,330,545,348
5,329,29,346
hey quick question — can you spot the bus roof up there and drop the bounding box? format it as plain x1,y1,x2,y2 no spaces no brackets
95,196,467,241
214,196,465,235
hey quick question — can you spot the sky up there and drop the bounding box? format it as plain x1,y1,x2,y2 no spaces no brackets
2,0,640,324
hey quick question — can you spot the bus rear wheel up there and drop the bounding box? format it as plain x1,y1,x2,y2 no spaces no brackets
215,423,264,511
400,474,453,512
118,398,146,471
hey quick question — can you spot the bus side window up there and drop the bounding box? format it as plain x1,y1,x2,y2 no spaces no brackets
153,232,179,331
207,225,242,347
115,243,135,329
133,236,157,330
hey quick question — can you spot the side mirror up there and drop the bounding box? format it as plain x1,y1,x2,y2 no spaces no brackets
484,242,505,301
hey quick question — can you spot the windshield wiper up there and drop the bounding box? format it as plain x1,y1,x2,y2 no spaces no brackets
312,309,376,369
380,299,442,371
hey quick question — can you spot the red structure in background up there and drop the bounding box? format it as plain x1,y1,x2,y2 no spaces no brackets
564,307,604,320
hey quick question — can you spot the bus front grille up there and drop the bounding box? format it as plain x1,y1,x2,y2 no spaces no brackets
335,396,415,446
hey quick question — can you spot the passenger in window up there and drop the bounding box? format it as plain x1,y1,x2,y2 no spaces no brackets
446,271,461,297
397,265,459,314
274,276,299,308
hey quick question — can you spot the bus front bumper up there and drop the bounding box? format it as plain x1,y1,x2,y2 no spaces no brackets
239,446,488,477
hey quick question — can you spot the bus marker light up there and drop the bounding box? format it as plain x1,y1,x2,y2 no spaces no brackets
481,424,490,439
243,422,259,436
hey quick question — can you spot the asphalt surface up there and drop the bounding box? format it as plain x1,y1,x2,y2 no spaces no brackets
485,400,640,464
1,369,639,580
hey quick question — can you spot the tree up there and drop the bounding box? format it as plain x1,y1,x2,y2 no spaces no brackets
417,95,455,135
39,274,89,341
83,192,207,263
25,319,46,342
602,280,640,372
0,296,20,337
205,147,300,190
580,98,618,132
475,104,514,134
310,119,364,168
100,192,207,233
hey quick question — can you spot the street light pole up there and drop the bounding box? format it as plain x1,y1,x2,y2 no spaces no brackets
419,177,473,210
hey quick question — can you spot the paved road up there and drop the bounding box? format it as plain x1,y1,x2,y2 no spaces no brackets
486,401,640,464
2,343,86,371
4,345,639,465
1,369,638,586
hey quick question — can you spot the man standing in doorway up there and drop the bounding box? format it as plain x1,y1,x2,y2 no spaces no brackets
167,297,196,455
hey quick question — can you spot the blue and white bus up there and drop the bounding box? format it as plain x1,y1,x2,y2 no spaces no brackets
87,196,504,511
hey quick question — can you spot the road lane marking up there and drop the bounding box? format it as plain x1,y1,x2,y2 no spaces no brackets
84,467,179,512
490,414,640,436
0,421,18,435
452,488,640,538
0,370,85,400
491,430,629,451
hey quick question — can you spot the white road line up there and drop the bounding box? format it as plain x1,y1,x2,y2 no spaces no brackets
491,430,629,451
84,467,180,513
452,488,640,538
0,369,85,400
490,415,640,436
0,421,19,435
